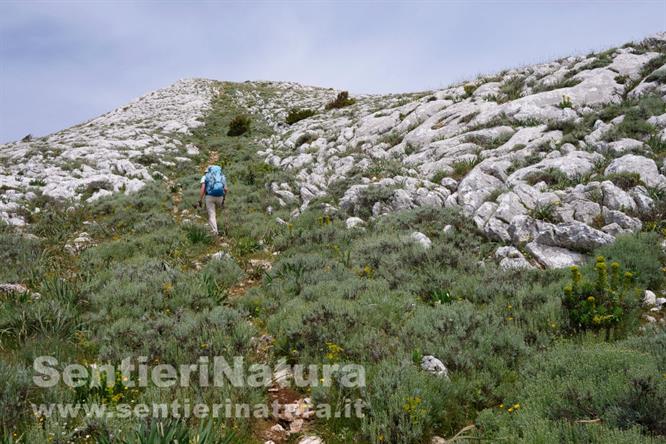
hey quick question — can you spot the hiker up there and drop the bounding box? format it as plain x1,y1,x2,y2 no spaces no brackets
198,165,227,236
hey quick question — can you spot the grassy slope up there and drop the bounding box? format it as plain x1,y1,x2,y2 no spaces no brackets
0,82,665,443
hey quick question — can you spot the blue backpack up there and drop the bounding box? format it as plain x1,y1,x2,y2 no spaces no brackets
205,165,226,197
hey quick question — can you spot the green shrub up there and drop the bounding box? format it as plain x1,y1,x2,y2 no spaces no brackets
646,66,666,83
201,256,244,291
595,232,665,290
98,418,237,444
352,185,395,218
450,159,478,180
521,341,665,434
529,202,559,223
458,111,480,124
647,133,666,154
604,95,666,141
184,223,214,245
325,91,356,110
463,83,477,97
562,257,641,338
0,362,33,431
360,361,459,444
431,170,450,184
642,54,666,80
603,172,643,190
295,132,317,147
227,114,251,136
588,50,614,69
0,289,81,345
379,131,404,147
532,77,582,93
0,232,43,284
525,168,574,189
477,340,666,441
285,107,316,124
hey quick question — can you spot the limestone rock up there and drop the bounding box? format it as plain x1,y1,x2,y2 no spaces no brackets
495,246,533,270
536,221,614,252
345,217,365,229
644,290,657,306
600,181,636,212
421,355,450,379
64,232,94,255
526,242,586,269
411,231,432,249
0,283,30,295
605,155,665,188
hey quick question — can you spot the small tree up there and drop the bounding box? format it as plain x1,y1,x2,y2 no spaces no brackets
563,256,641,339
325,91,356,110
227,115,251,137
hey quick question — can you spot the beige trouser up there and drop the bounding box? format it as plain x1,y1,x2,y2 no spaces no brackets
205,195,225,235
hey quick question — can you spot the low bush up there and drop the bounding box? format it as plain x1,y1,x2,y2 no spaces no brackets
642,54,666,80
286,108,316,124
477,340,666,441
378,131,404,147
184,223,214,245
595,232,665,290
463,83,477,97
0,362,34,431
360,360,460,443
0,232,43,283
352,185,395,219
603,95,666,141
227,114,251,136
562,256,641,338
450,159,478,180
522,341,665,434
295,132,317,147
525,167,573,189
603,172,643,190
529,202,559,223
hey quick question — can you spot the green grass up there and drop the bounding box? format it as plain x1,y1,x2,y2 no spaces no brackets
498,76,525,103
525,167,577,190
602,95,666,142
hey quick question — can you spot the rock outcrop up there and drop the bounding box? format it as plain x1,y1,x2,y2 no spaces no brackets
252,33,666,268
1,79,216,225
3,34,665,269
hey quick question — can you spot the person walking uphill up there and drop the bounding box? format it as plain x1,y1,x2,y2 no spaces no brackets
198,165,227,236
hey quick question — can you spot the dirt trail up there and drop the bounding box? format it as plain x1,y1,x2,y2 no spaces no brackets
178,98,305,443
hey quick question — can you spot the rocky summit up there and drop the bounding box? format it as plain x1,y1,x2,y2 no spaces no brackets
2,33,666,269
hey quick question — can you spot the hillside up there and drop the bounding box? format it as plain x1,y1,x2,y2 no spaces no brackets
1,34,665,443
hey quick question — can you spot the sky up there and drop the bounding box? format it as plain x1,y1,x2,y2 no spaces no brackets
0,1,664,143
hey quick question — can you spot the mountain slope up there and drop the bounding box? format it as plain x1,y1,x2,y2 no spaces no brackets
4,34,666,270
1,36,666,444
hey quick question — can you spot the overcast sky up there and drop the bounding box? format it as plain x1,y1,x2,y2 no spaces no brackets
0,1,664,143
